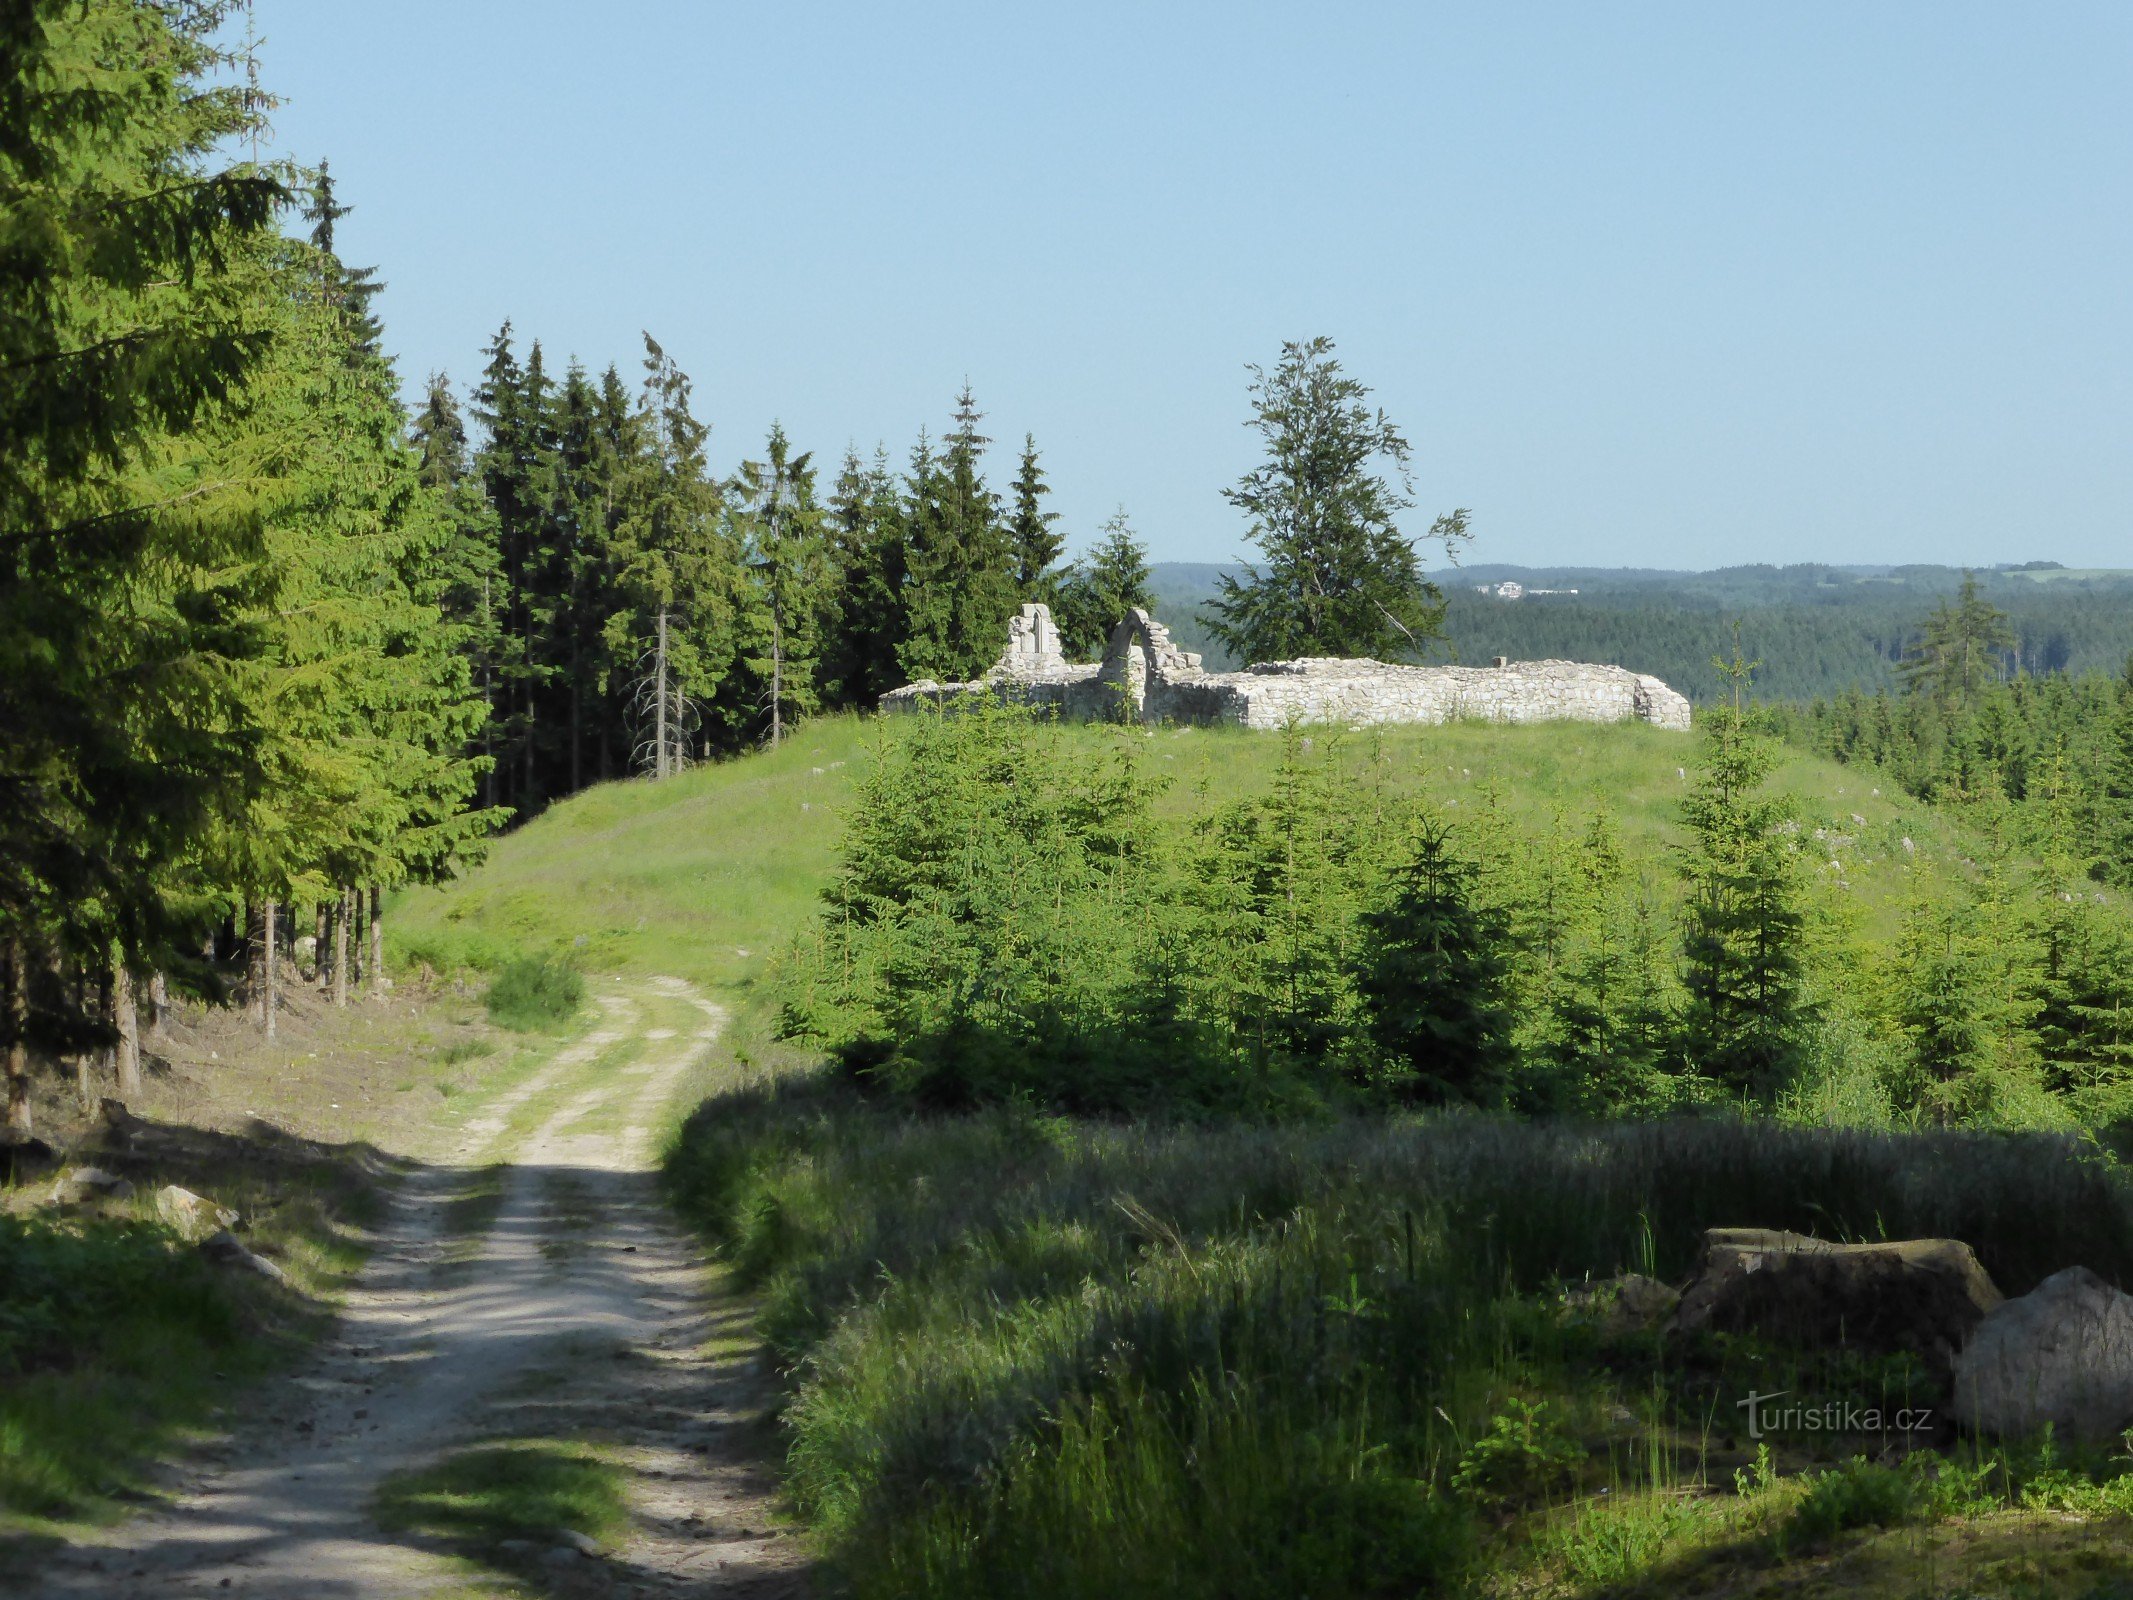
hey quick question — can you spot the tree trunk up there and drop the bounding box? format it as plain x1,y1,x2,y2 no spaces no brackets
522,631,536,805
77,966,101,1111
332,887,350,1008
5,940,28,1139
315,901,330,989
262,899,278,1040
350,889,365,990
245,899,266,1023
367,885,384,995
114,959,142,1096
771,599,784,749
571,642,583,794
655,607,669,780
147,970,169,1042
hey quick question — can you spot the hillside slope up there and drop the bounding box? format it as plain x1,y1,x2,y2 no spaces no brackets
392,711,1961,1004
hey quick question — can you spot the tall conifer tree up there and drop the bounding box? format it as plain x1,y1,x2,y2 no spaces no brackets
1007,433,1064,599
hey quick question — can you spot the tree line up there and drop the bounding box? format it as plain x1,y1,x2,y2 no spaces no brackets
415,352,1178,819
0,5,1486,1138
777,669,2133,1130
2,3,492,1137
1430,573,2133,703
1772,577,2133,891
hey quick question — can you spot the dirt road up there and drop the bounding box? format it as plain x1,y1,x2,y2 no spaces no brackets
23,976,806,1599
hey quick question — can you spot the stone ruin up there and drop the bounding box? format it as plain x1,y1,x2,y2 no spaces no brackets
881,603,1694,733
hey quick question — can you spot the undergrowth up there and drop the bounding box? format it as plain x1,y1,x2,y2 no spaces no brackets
483,955,586,1032
0,1125,387,1533
665,1069,2133,1598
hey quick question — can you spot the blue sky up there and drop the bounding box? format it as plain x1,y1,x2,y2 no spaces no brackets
252,3,2131,570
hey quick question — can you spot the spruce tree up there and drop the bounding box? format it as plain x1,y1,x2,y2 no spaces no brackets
605,335,741,769
1007,433,1064,599
899,389,1017,681
1,0,283,1118
301,161,385,356
1206,337,1467,664
1900,574,2017,707
1677,650,1810,1099
733,424,830,745
820,445,908,708
410,373,505,804
1359,819,1516,1105
2100,658,2133,887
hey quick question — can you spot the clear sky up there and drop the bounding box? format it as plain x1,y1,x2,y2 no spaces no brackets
250,2,2132,570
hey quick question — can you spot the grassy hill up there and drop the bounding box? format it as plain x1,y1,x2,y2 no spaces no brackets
396,712,2133,1599
390,712,1955,1008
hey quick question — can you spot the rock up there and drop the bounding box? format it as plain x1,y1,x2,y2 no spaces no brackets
1953,1266,2133,1444
1669,1227,2000,1377
1565,1273,1680,1337
157,1184,239,1240
554,1528,603,1558
495,1538,537,1557
541,1546,581,1567
198,1229,289,1285
52,1165,136,1205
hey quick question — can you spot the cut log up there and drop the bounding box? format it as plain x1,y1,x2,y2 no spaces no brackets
1669,1227,2000,1379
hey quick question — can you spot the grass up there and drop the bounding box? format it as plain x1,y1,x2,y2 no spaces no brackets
483,956,586,1032
662,1069,2133,1599
390,712,2133,1594
0,1121,391,1537
393,712,1966,1019
373,1437,629,1551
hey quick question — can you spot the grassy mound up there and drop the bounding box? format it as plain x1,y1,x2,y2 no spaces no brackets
393,711,1954,1011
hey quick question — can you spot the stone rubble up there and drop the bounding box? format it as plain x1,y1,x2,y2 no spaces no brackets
882,602,1694,732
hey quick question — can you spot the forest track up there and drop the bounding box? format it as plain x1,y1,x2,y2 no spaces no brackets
18,976,807,1599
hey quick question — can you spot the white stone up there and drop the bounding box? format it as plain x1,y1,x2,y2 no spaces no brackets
1952,1266,2133,1443
881,604,1693,733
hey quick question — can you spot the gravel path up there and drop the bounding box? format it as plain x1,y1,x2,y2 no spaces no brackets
20,976,808,1599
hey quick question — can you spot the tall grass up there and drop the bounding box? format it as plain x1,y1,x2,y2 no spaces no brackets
0,1217,278,1520
666,1074,2133,1598
483,956,586,1032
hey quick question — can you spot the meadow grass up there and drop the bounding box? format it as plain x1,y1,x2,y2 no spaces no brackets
0,1136,389,1534
373,1437,629,1549
392,712,1959,1009
664,1071,2133,1599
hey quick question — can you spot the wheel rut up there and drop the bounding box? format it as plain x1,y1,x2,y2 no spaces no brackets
20,976,806,1599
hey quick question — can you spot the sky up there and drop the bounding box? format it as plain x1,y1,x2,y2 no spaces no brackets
250,3,2133,570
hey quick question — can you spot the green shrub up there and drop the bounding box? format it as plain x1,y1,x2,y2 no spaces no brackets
1788,1456,1923,1542
1451,1399,1582,1508
484,956,585,1032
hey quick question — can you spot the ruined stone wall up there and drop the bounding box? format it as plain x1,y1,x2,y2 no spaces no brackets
880,604,1693,733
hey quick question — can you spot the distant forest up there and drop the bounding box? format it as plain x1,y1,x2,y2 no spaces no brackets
1149,562,2133,701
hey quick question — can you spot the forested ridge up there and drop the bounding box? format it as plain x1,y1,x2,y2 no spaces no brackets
1156,559,2133,699
0,1,1159,1127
